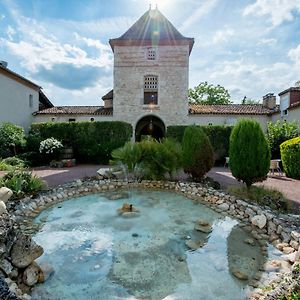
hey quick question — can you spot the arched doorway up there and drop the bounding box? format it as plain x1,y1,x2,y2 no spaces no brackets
135,115,165,142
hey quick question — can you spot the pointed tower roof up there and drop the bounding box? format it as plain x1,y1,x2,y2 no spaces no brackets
109,8,194,54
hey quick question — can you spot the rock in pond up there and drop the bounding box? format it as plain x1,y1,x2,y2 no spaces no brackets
185,240,204,250
231,268,248,280
0,200,8,215
0,187,13,203
251,214,267,229
117,203,140,217
11,235,44,268
23,262,43,286
194,220,212,233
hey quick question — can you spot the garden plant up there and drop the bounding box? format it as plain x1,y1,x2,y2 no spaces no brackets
229,119,270,188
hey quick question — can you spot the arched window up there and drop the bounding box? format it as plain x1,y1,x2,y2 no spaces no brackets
144,75,158,105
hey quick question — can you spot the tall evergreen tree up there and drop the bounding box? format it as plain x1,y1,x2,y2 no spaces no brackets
229,119,270,188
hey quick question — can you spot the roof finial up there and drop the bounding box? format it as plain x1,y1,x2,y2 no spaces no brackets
149,4,152,10
156,4,158,10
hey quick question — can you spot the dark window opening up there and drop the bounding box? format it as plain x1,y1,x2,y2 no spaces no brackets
144,92,158,105
144,75,158,105
69,118,76,122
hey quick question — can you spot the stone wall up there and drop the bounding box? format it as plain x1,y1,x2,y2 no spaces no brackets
113,45,190,133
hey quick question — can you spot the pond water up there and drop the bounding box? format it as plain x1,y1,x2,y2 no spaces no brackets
31,189,268,300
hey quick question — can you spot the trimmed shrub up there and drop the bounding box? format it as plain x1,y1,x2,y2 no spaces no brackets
267,120,299,159
28,121,132,163
167,125,232,164
280,136,300,179
39,137,63,162
182,125,214,180
0,157,27,171
229,119,270,187
0,122,26,157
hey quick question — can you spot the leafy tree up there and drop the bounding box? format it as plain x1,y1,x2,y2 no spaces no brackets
182,125,214,180
188,81,231,105
267,120,299,159
229,119,270,188
241,96,260,104
0,122,26,157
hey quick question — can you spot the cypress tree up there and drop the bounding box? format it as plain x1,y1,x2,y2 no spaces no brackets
229,119,270,188
182,125,214,180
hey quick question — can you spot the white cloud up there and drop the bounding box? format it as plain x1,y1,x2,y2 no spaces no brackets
0,14,113,73
180,0,218,31
257,38,277,46
244,0,300,27
6,25,15,40
212,27,234,44
205,59,297,101
288,44,300,66
0,14,5,21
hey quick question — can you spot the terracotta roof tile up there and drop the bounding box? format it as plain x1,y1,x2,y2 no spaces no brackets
188,104,279,115
109,9,194,52
289,101,300,110
34,106,112,116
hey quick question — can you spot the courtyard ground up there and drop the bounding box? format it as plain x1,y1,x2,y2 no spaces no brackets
0,165,299,210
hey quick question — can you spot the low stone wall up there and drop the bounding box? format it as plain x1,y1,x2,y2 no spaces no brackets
1,179,300,299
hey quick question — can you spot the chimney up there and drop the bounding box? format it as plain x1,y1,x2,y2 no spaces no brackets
0,61,8,68
263,93,276,109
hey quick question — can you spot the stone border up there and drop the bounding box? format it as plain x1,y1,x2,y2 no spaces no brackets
4,179,300,299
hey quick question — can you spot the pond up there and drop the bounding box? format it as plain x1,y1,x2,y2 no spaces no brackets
31,189,268,300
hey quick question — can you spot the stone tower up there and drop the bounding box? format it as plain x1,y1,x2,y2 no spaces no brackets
109,7,194,140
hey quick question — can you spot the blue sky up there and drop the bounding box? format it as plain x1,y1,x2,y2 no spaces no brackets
1,0,300,105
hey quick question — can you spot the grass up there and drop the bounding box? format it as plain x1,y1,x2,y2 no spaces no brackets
227,185,289,212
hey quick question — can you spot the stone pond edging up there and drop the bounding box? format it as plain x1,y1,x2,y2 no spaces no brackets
1,179,300,299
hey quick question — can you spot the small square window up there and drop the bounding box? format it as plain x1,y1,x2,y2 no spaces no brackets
147,48,157,60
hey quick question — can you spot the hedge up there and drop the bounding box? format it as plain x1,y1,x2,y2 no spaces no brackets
280,136,300,179
27,121,133,163
167,125,232,164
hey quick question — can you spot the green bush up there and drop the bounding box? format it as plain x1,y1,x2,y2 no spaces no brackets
0,157,27,171
0,122,26,157
267,120,299,159
280,136,300,179
229,119,270,187
167,125,232,164
111,138,182,180
182,125,214,180
28,121,132,164
228,186,288,212
0,170,46,198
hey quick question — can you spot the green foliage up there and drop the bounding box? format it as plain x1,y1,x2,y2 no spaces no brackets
0,122,26,157
229,119,270,187
228,186,289,212
167,125,232,163
241,96,260,104
0,157,27,171
0,170,46,198
111,138,182,180
188,81,231,105
28,121,132,163
182,125,214,180
111,142,142,173
267,120,299,159
280,137,300,179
